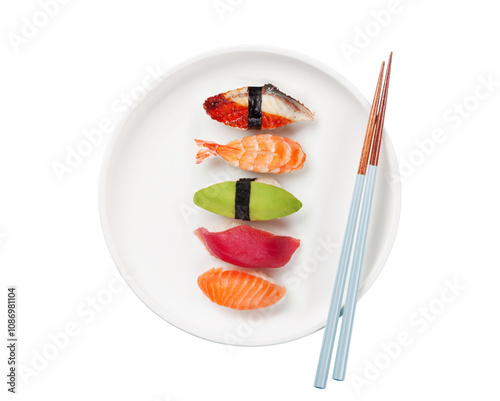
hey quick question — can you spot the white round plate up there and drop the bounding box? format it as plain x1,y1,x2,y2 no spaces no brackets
99,46,401,346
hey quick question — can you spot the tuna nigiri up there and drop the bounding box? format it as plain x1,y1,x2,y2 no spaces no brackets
195,223,300,268
195,134,306,174
203,83,314,130
198,268,286,310
193,178,302,221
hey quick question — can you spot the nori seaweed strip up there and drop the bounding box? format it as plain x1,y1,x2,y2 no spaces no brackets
247,86,262,130
235,178,256,220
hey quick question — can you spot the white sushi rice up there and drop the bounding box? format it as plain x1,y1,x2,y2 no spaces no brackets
228,177,280,187
219,266,278,285
211,219,241,232
210,214,279,236
255,177,281,187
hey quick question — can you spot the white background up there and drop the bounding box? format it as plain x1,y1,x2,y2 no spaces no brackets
1,0,499,400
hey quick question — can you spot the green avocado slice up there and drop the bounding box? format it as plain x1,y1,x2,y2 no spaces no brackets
249,181,302,220
193,180,302,221
193,181,236,218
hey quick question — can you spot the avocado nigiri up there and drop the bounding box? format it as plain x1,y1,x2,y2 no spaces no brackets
193,178,302,221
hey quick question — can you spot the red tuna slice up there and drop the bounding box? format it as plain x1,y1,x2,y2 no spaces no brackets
194,225,300,268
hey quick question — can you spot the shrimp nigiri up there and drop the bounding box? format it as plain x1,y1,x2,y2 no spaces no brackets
195,134,306,174
198,268,286,310
203,83,314,130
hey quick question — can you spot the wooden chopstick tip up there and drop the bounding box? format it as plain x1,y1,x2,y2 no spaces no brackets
369,53,393,166
357,61,386,176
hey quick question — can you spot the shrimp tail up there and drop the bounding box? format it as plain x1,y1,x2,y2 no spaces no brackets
195,139,219,164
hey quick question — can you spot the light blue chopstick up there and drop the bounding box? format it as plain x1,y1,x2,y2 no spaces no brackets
314,59,386,389
314,174,365,389
332,163,378,380
314,53,392,388
333,52,392,381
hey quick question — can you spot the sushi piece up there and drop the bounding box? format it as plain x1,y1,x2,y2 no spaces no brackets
203,83,314,130
195,134,306,174
193,178,302,221
194,223,300,268
198,267,286,310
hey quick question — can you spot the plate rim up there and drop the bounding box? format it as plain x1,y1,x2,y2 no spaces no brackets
98,45,402,347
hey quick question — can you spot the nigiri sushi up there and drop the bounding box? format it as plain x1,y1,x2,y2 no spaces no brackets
194,223,300,268
203,83,314,130
198,267,286,310
193,178,302,221
195,134,306,174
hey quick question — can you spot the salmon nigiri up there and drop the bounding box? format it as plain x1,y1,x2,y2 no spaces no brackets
195,134,306,174
197,268,286,310
203,83,314,130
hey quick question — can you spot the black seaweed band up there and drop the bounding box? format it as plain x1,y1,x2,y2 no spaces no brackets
247,86,262,130
235,178,256,220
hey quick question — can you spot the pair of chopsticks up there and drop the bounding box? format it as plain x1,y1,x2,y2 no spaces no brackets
314,53,393,388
